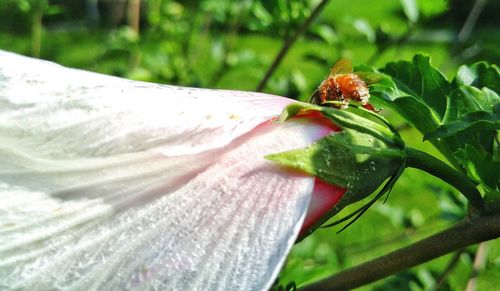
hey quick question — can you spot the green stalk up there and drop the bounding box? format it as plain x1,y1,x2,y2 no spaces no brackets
31,3,43,58
405,147,484,213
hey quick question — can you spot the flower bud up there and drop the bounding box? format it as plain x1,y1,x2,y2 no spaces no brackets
267,102,405,234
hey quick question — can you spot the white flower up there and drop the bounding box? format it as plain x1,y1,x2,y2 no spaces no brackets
0,51,342,290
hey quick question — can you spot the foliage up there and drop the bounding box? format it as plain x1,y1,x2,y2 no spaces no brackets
370,55,499,207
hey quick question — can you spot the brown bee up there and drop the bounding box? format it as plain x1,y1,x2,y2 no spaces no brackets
310,59,379,110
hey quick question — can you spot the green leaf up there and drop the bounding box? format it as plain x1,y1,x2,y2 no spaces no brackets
425,110,500,140
455,145,500,190
392,96,440,134
370,81,439,134
382,54,450,121
442,86,499,124
370,54,452,137
431,84,499,158
416,0,448,17
477,262,500,291
371,55,499,174
455,62,500,93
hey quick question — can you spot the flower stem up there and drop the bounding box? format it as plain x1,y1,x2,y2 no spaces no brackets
405,147,484,213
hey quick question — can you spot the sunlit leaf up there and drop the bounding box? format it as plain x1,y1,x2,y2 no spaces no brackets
455,62,500,93
442,86,499,124
382,54,450,120
425,110,499,140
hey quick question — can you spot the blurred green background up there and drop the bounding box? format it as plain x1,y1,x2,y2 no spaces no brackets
0,0,498,290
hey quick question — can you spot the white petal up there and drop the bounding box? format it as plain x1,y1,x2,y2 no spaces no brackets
0,50,293,158
0,121,324,291
0,49,294,210
0,51,327,290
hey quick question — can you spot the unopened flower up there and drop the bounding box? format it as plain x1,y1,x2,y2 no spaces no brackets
0,51,404,290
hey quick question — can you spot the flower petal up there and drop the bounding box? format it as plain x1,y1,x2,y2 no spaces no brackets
0,51,331,290
0,121,325,291
0,50,293,158
301,178,346,235
0,49,294,209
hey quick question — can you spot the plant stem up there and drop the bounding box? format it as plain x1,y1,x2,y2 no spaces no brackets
127,0,141,34
457,0,487,44
127,0,141,71
466,242,488,291
256,0,331,92
31,2,44,58
405,147,484,212
299,213,500,291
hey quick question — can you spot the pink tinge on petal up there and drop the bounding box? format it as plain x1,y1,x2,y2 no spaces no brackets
289,112,345,235
294,111,342,133
300,178,346,235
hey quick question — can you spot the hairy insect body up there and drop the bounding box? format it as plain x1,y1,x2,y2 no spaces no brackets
336,73,370,103
310,59,375,110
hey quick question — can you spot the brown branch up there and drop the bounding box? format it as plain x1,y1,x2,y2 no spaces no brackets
127,0,141,34
299,213,500,291
127,0,141,70
466,242,489,291
255,0,331,92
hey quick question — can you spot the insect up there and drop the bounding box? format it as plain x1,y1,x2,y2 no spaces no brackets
310,59,380,110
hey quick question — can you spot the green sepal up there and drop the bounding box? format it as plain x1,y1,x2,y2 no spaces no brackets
280,102,401,147
270,103,404,203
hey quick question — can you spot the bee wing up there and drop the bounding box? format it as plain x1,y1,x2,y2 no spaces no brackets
309,89,323,105
354,71,383,85
0,51,321,290
330,58,353,75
